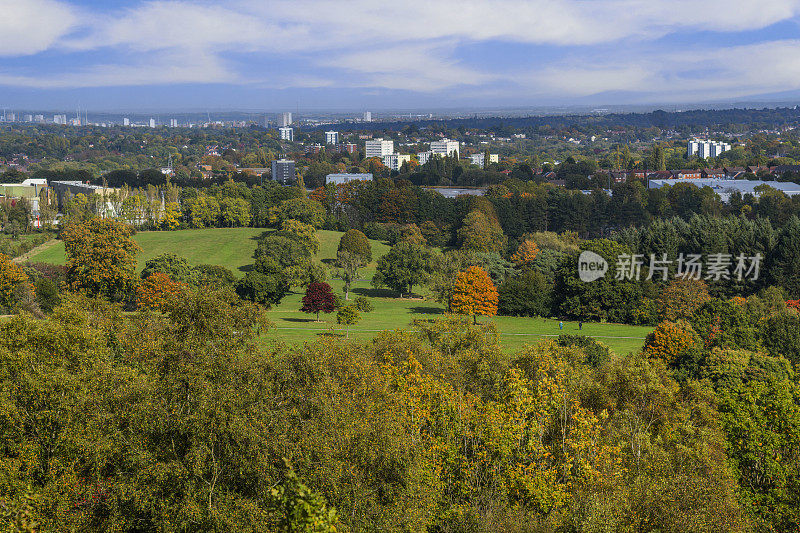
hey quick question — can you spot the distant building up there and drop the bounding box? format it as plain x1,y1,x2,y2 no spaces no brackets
271,159,296,185
325,173,373,185
279,127,294,141
169,118,178,127
649,178,800,202
53,114,67,125
149,118,156,128
50,181,117,214
430,138,460,158
33,114,44,123
325,131,339,144
123,117,130,126
365,138,394,158
418,151,433,165
470,153,499,166
305,143,324,155
363,111,372,122
278,112,292,127
4,113,15,122
688,139,731,159
23,114,33,122
382,153,411,171
335,143,357,154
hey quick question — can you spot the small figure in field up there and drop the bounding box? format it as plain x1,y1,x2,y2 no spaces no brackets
579,321,583,331
559,321,563,330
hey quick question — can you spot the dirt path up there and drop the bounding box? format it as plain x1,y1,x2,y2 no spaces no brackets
12,239,58,264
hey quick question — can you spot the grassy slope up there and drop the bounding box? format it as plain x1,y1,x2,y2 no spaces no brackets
26,228,266,277
25,227,651,354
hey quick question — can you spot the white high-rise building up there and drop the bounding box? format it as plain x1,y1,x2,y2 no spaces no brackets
382,153,411,171
325,131,339,144
470,153,499,166
123,118,130,126
53,114,67,125
430,139,460,158
363,111,372,122
279,127,294,141
23,114,33,122
170,118,178,127
688,139,731,159
365,138,394,158
279,112,292,127
149,118,156,128
34,115,44,123
5,113,15,122
418,151,433,165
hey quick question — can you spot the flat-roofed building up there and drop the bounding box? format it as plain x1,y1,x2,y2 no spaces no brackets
271,159,296,185
382,153,411,171
325,173,373,185
365,138,394,158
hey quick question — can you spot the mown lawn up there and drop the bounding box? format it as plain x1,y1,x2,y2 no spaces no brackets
262,277,652,355
24,226,652,353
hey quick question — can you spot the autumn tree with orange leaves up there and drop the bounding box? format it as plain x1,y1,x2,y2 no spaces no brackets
62,218,140,299
0,253,28,310
450,266,498,324
136,272,184,311
511,239,540,266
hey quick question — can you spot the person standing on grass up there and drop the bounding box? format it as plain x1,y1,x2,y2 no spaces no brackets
559,321,563,330
579,321,583,331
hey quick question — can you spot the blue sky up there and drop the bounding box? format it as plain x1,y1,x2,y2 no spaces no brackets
4,0,800,111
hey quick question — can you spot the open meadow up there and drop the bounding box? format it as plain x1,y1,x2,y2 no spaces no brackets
27,227,651,353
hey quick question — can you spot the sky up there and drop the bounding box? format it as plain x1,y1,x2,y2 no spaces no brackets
4,0,800,112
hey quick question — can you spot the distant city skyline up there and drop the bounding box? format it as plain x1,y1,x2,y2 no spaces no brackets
6,1,800,110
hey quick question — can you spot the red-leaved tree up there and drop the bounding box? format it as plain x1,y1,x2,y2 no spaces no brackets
301,282,336,321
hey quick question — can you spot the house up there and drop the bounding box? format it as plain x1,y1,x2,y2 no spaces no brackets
701,168,726,179
672,169,702,179
723,167,746,179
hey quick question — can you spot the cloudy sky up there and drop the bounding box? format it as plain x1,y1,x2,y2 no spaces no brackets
4,0,800,111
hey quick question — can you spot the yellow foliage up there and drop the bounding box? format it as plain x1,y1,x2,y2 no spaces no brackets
450,266,498,322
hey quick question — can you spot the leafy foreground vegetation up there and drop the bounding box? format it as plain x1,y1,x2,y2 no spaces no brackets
0,291,771,532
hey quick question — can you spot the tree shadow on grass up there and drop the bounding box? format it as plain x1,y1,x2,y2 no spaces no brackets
281,317,317,323
351,287,396,298
317,331,345,338
408,306,445,315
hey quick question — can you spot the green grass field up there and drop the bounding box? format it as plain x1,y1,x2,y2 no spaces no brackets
26,227,651,354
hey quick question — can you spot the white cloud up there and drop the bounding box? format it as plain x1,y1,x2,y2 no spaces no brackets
0,49,233,88
0,0,78,56
5,0,800,103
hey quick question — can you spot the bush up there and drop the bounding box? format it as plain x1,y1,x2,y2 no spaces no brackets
353,296,373,313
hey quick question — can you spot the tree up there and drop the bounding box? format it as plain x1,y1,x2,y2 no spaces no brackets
457,210,507,254
236,267,289,306
372,242,432,297
141,252,193,282
62,218,140,299
274,198,325,228
220,197,251,227
450,266,499,324
268,458,339,532
336,305,361,339
0,253,28,311
254,234,312,288
301,282,336,321
282,219,320,255
498,269,551,317
510,239,540,266
136,272,184,311
658,277,712,321
337,229,372,263
335,250,364,301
